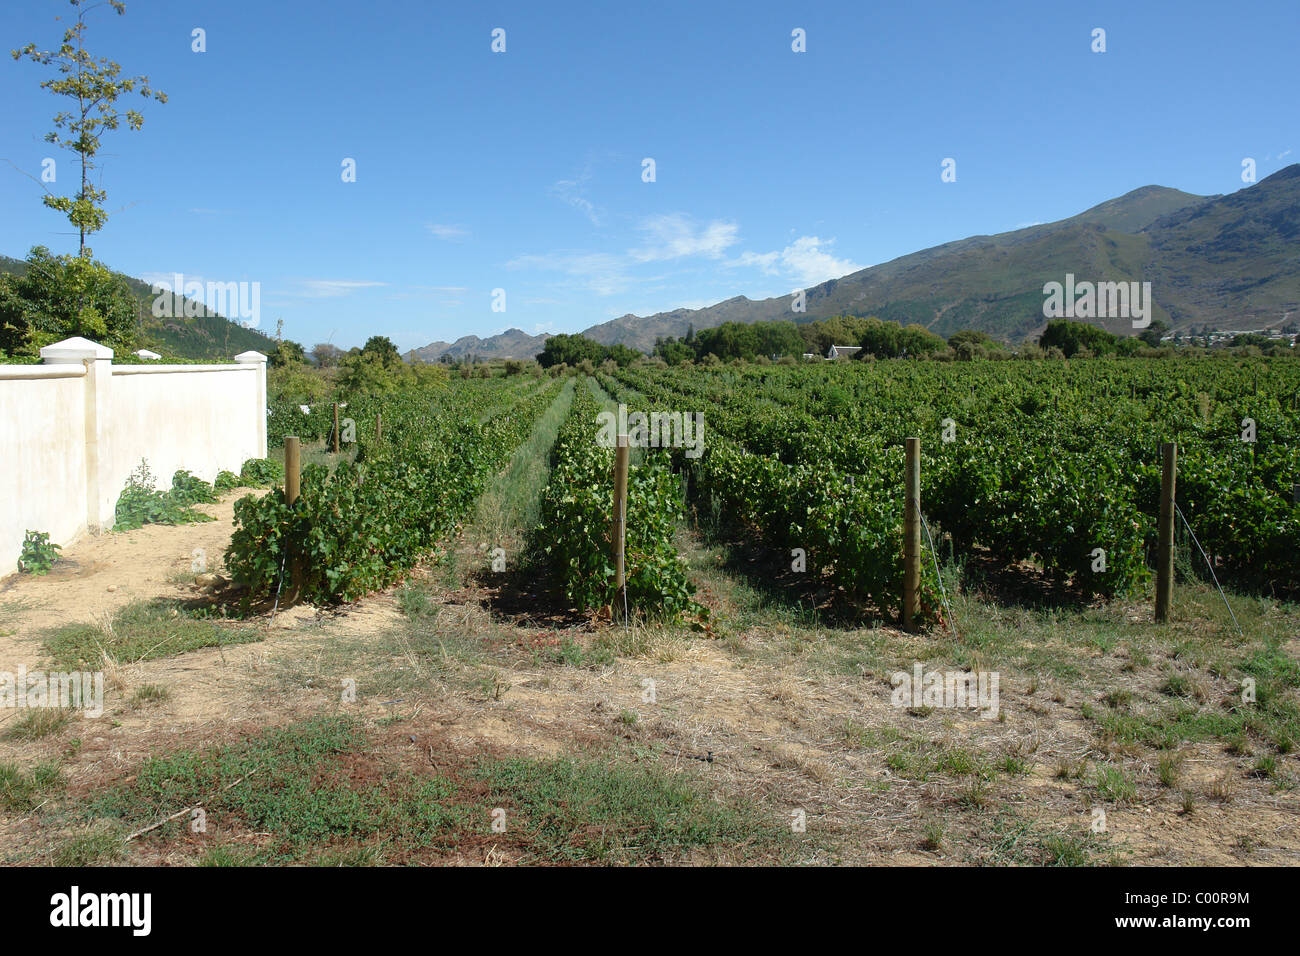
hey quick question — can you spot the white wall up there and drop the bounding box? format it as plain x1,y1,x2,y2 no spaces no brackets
0,368,90,574
0,338,266,577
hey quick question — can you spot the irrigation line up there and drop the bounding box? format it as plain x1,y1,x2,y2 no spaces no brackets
1173,502,1243,639
918,511,957,636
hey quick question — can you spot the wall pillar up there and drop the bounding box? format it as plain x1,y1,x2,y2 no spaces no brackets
40,336,115,531
234,350,269,459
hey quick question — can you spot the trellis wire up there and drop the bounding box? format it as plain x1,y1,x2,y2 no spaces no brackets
1174,502,1242,639
918,510,957,636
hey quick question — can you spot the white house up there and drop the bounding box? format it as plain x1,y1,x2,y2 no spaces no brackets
827,345,861,359
135,349,161,360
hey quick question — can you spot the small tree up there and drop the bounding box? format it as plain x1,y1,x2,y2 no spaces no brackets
12,0,167,256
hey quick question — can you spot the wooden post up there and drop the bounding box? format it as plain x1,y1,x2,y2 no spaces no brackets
612,433,630,610
332,403,340,454
1155,442,1177,623
903,437,921,632
285,436,301,506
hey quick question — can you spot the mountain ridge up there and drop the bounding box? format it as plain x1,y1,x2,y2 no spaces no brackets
575,169,1298,352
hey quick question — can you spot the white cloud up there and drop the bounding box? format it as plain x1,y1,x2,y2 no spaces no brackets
730,236,862,286
630,213,739,262
292,279,387,298
551,169,601,226
425,223,468,240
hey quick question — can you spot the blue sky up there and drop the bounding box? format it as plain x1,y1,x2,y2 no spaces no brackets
2,0,1295,352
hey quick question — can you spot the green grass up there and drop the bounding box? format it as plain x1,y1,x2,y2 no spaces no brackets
469,377,576,553
0,760,65,811
1095,765,1138,803
53,823,125,866
43,600,261,667
4,708,71,740
474,754,771,863
91,717,463,856
79,716,776,865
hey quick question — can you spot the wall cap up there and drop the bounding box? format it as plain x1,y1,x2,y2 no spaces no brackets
40,336,114,363
234,350,267,364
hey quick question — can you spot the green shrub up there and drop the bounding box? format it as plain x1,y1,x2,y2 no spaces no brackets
238,457,283,487
17,529,60,574
113,461,214,531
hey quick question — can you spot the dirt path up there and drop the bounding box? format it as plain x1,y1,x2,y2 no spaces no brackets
0,494,268,668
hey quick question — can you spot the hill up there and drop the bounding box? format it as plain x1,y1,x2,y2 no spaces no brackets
580,167,1300,350
405,328,551,363
0,253,277,360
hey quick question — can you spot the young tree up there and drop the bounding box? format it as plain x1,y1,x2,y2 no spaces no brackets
12,0,167,256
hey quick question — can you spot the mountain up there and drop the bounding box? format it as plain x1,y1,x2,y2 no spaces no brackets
406,328,552,363
580,167,1300,350
0,253,278,360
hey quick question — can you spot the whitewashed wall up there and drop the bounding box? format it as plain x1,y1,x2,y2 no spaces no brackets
0,337,266,577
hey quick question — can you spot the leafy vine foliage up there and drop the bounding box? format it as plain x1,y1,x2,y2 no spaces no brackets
226,380,561,604
533,382,700,619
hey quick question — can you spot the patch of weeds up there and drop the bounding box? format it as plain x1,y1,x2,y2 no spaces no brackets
0,760,65,811
53,822,126,866
957,779,991,810
997,754,1032,776
475,755,771,863
129,684,170,708
113,461,216,531
1041,832,1095,866
4,708,71,740
90,717,466,855
1157,753,1182,788
1054,757,1086,780
44,600,260,668
1095,765,1137,803
198,845,261,866
1251,755,1277,779
920,820,944,851
1103,689,1133,709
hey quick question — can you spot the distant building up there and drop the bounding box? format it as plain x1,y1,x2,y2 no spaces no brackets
827,345,861,360
135,349,161,360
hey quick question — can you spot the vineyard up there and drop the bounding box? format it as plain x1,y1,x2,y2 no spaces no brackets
229,357,1300,625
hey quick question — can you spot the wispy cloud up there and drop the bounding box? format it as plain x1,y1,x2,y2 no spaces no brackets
291,279,388,298
551,165,602,226
630,213,739,262
425,222,468,240
730,236,862,286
